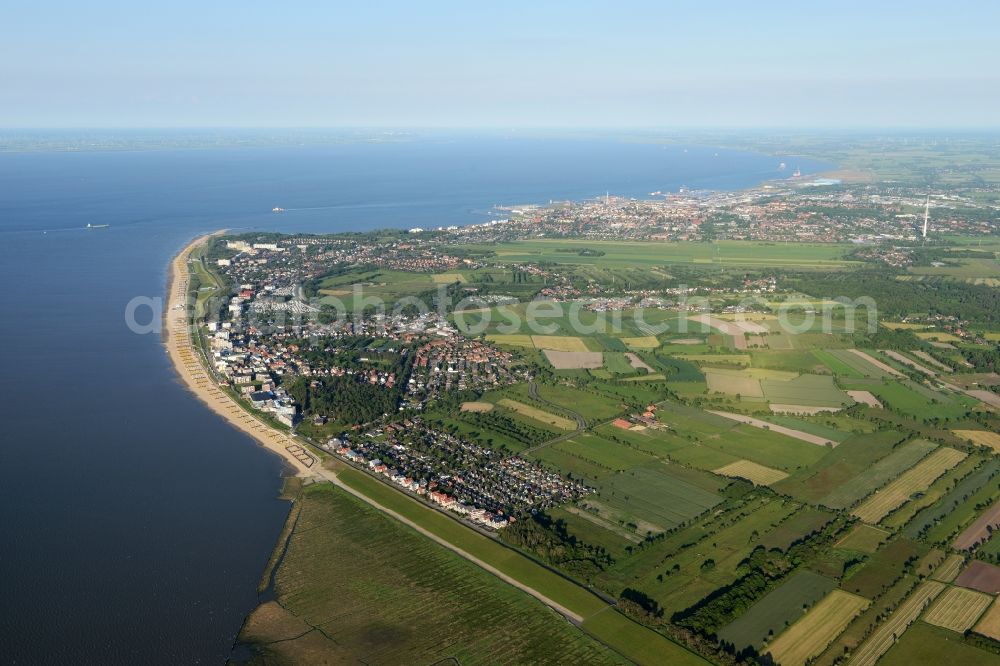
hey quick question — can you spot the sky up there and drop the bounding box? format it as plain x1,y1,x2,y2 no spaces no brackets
3,0,999,129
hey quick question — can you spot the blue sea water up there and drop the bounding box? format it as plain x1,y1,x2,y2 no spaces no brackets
0,135,830,663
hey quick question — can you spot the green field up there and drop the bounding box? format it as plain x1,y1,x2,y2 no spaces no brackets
717,570,837,652
581,607,711,666
836,524,890,553
817,439,938,510
604,351,638,374
856,380,979,419
764,415,852,443
459,239,857,269
241,483,625,664
530,445,617,483
588,463,724,533
814,348,894,378
774,431,907,503
919,464,1000,544
610,498,800,615
678,423,829,472
760,373,853,408
552,433,657,471
842,537,926,598
760,506,835,551
317,267,441,307
880,620,1000,666
531,383,627,422
811,348,864,377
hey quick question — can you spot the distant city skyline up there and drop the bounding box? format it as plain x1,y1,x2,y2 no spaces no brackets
4,0,999,128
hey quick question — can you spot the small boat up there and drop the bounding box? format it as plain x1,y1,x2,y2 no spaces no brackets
86,223,110,229
272,207,285,213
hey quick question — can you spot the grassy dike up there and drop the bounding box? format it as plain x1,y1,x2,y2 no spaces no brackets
236,482,630,664
240,468,708,665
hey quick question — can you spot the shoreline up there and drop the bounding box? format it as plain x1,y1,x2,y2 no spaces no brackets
163,232,317,477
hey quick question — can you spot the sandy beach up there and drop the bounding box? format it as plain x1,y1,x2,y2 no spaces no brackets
164,233,317,476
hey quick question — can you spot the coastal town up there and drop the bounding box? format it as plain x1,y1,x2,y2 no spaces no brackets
189,175,1000,538
171,164,1000,666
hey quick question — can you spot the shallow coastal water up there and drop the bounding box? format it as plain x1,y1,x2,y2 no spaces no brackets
0,135,829,663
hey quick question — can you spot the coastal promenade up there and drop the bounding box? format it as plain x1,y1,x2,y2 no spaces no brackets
164,233,317,476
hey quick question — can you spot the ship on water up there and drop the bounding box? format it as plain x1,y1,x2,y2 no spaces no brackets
272,206,285,213
86,223,110,229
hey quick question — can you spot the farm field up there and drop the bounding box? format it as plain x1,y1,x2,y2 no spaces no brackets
847,581,946,666
551,433,656,471
759,506,834,551
621,335,660,348
704,368,764,398
852,447,967,524
497,398,577,430
580,607,711,666
760,374,852,408
846,389,882,407
922,586,992,633
551,505,641,553
818,438,937,510
812,349,892,378
717,570,836,652
485,333,535,348
671,420,830,472
859,381,980,419
586,464,724,533
812,574,918,666
713,459,788,486
880,349,940,376
597,497,798,615
954,560,1000,594
904,458,1000,541
531,335,590,352
317,268,439,307
707,410,839,447
773,431,906,504
544,349,604,369
765,589,869,666
846,349,905,377
531,383,627,422
880,622,1000,666
953,429,1000,453
974,599,1000,640
842,538,926,599
953,497,1000,550
529,446,615,484
463,239,857,269
762,415,853,443
931,554,965,582
875,453,982,530
604,351,638,374
835,524,889,554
